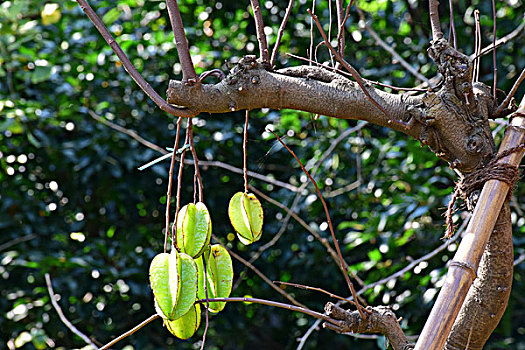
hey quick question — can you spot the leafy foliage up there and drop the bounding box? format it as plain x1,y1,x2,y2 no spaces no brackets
1,0,525,349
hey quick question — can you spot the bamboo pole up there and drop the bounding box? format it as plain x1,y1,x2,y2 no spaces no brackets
415,100,525,350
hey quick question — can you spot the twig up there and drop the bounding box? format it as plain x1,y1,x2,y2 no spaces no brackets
296,216,469,348
473,10,481,83
188,118,204,202
514,252,525,266
308,10,406,129
165,0,197,82
471,15,525,59
448,0,456,48
286,53,428,91
89,110,301,192
354,5,431,86
164,118,182,252
250,0,270,63
270,0,295,66
0,234,36,252
275,281,355,305
336,0,355,64
248,185,363,287
212,234,307,308
75,0,193,117
268,129,366,320
44,273,98,349
243,111,249,193
99,314,159,350
195,297,337,324
309,1,315,64
495,67,525,115
492,0,497,96
335,0,345,57
172,122,191,240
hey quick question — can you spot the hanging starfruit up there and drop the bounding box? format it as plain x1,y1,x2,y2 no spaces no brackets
176,202,212,258
169,253,198,320
149,251,198,321
196,244,233,313
149,251,180,320
165,304,201,339
228,192,264,245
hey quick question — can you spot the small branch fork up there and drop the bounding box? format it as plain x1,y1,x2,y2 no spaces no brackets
75,0,194,117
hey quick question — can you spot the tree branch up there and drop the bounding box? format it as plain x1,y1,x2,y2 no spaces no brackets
167,59,425,138
75,0,194,117
324,303,411,350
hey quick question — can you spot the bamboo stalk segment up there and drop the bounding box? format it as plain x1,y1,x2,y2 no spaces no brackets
415,104,525,350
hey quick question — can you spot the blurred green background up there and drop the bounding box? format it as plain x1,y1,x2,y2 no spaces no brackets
1,0,525,349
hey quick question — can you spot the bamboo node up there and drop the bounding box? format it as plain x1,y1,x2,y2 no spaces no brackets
449,261,477,280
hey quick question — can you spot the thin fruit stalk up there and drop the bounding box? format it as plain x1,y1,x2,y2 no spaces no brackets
445,202,513,350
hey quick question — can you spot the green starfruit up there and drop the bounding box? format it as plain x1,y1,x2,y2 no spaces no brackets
196,244,233,313
228,192,264,245
165,304,201,339
149,251,180,320
176,202,212,258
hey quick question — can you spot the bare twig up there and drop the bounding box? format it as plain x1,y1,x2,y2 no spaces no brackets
165,0,197,82
75,0,193,117
164,118,182,252
492,0,498,96
243,111,249,193
188,118,204,202
471,15,525,59
495,67,525,115
335,0,345,57
448,0,457,48
44,273,99,349
172,122,191,240
275,281,355,305
355,5,431,86
270,0,295,66
336,0,355,63
99,314,159,350
248,185,363,287
308,10,407,129
473,10,481,83
195,297,337,324
89,110,301,192
286,53,428,91
309,1,315,64
268,129,366,319
0,234,36,252
250,0,270,63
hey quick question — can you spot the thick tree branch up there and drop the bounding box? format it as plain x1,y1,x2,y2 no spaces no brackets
167,58,425,138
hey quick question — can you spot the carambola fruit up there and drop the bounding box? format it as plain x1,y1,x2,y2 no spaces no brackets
228,192,263,245
165,304,201,339
176,202,212,258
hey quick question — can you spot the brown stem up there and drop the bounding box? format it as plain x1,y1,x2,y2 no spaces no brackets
270,0,295,66
165,0,197,82
495,67,525,115
75,0,194,117
491,0,498,97
172,123,191,240
243,111,249,193
308,10,407,129
188,118,204,202
267,130,366,320
164,118,182,252
99,314,159,350
250,0,270,63
448,0,457,48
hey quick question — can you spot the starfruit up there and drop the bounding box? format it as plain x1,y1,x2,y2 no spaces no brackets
149,251,198,321
228,192,264,245
149,251,180,320
165,304,201,339
176,202,212,258
196,244,233,313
